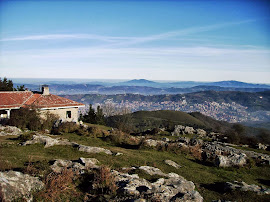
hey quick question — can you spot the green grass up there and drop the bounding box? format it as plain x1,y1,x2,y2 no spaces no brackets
1,129,270,201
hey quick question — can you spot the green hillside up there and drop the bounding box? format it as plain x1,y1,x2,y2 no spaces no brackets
132,110,205,126
107,110,207,133
189,112,231,133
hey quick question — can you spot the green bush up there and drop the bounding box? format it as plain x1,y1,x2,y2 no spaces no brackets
106,130,140,147
9,107,41,131
17,133,34,142
41,112,59,131
76,126,90,136
8,107,59,132
52,122,79,134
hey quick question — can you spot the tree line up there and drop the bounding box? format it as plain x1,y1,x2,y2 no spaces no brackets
0,77,25,91
81,104,105,125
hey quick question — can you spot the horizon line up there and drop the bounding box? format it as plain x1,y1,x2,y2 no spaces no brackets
3,77,270,85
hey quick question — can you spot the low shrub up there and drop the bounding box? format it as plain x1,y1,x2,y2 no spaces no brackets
88,126,105,137
189,145,203,161
76,126,90,136
17,132,34,142
76,125,109,137
34,168,81,201
106,130,141,148
92,165,117,195
41,112,59,132
52,122,79,134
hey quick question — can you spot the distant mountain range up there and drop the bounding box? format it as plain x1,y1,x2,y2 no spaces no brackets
14,79,270,95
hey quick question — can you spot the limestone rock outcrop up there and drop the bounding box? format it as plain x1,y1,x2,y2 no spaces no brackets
0,125,22,136
50,158,100,173
114,167,203,202
0,171,44,202
22,134,72,148
215,153,247,167
77,144,113,155
143,139,166,147
224,181,270,195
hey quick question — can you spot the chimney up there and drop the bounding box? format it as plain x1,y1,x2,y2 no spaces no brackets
42,85,49,95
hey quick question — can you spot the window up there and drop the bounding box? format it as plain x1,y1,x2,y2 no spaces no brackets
66,111,71,118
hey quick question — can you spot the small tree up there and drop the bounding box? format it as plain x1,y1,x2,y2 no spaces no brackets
83,104,97,124
17,85,26,91
96,106,105,125
0,77,14,91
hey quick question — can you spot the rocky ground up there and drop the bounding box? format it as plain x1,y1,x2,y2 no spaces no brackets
0,124,270,201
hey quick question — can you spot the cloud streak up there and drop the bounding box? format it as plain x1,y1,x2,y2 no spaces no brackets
0,19,256,47
0,34,132,42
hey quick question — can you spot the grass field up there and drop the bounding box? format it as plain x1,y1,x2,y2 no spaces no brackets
1,125,270,201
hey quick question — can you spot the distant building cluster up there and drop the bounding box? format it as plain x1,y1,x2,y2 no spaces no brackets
85,98,269,123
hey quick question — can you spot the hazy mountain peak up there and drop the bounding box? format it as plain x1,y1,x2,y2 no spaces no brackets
125,79,157,84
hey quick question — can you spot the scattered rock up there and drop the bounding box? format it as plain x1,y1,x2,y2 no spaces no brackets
177,137,190,145
78,157,100,168
256,143,268,150
22,134,72,148
189,138,204,146
203,142,270,166
51,159,84,174
215,153,247,167
0,171,44,202
21,134,113,155
164,160,181,169
185,126,195,135
114,167,203,201
0,125,22,136
162,137,170,142
224,181,270,195
51,157,100,173
143,139,166,147
196,129,207,136
78,144,113,155
172,125,186,136
139,166,167,177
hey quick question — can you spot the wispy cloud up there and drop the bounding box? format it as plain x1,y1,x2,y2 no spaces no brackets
0,34,133,42
0,19,256,46
112,19,256,46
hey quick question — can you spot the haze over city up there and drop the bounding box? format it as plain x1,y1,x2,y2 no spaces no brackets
0,0,270,83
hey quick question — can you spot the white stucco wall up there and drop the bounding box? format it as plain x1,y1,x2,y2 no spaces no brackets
40,107,80,123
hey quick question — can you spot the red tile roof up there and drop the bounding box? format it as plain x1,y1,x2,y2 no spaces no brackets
0,91,33,109
0,91,84,110
28,94,85,108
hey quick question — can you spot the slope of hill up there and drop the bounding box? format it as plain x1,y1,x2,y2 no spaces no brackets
188,112,231,133
107,110,227,133
208,80,270,88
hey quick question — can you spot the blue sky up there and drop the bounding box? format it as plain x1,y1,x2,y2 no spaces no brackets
0,0,270,83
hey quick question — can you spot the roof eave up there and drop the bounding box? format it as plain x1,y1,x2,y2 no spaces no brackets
39,105,85,110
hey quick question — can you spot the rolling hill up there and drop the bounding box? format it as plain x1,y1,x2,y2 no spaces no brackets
107,110,228,133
